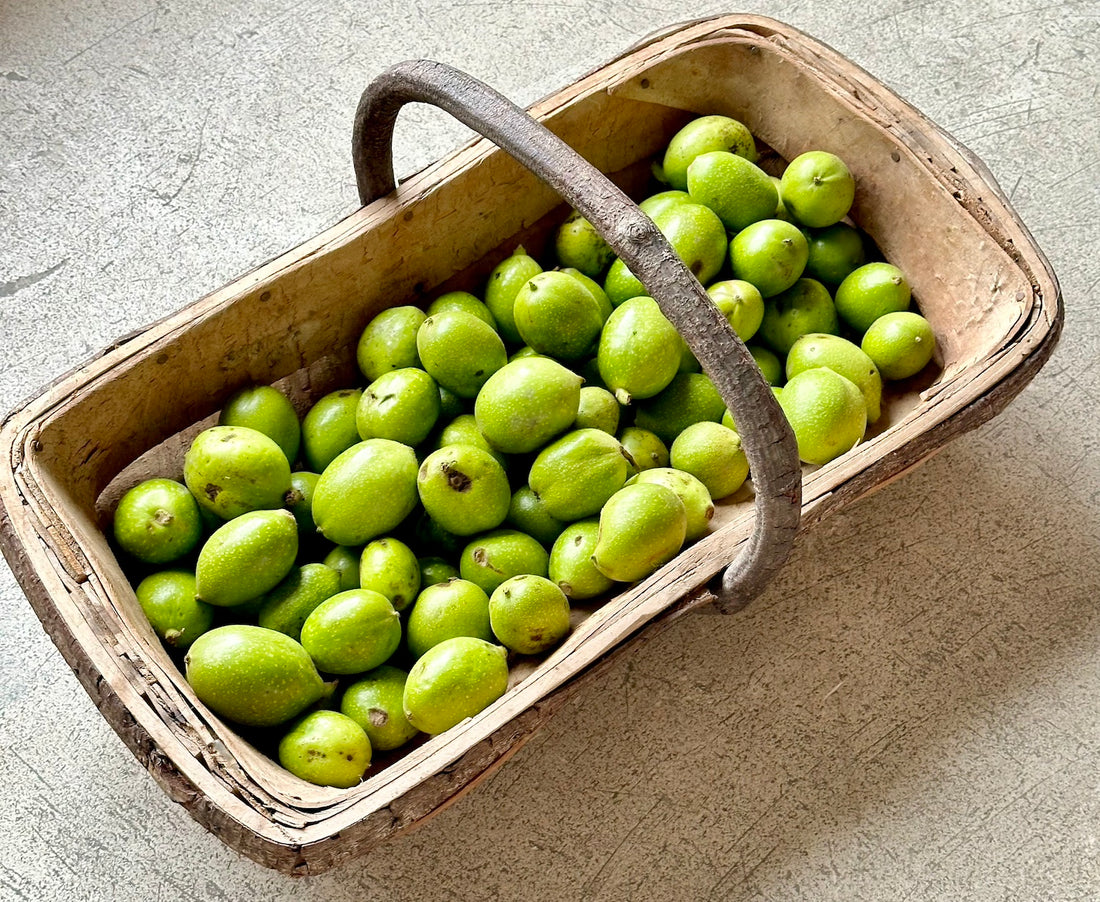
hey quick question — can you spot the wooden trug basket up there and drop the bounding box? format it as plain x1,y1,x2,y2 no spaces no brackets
0,15,1061,875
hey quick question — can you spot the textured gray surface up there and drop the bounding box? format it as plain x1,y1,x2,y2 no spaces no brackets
1,0,1098,898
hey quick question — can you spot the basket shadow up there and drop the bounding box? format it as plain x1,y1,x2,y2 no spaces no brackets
306,419,1100,898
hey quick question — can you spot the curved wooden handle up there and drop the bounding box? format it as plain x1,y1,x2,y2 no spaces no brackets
352,60,802,613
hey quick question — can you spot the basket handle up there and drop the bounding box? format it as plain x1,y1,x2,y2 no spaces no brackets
352,60,801,613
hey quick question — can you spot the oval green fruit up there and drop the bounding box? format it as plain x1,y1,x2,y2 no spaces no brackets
459,530,550,596
651,202,728,286
427,291,497,329
359,537,421,611
278,710,371,788
433,413,509,471
549,521,615,600
834,262,911,334
113,478,202,565
770,175,794,222
861,311,936,380
574,386,620,435
312,439,419,546
183,426,292,521
283,471,320,534
417,310,507,399
748,344,785,386
778,368,867,465
474,357,582,454
356,305,426,382
759,278,840,356
300,589,402,675
560,268,613,323
323,543,361,591
779,151,855,229
505,486,567,548
603,203,726,305
592,483,688,583
438,384,465,420
418,557,460,588
602,257,646,307
135,570,213,650
627,467,714,542
417,445,511,537
301,389,364,473
528,428,633,522
706,279,766,343
662,115,757,190
554,210,614,279
195,509,299,607
804,223,867,285
489,575,571,656
184,624,324,727
219,385,300,465
341,665,420,752
257,563,342,641
729,219,810,298
597,296,683,405
484,247,543,345
618,427,669,474
638,189,692,221
686,151,778,233
633,372,726,445
786,332,883,423
403,637,509,735
669,421,750,500
513,271,603,360
356,367,441,447
406,578,493,661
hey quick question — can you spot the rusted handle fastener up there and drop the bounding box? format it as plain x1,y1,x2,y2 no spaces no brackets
352,60,801,613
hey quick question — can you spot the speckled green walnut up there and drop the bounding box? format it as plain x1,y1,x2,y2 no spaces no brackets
488,575,571,655
359,537,421,611
484,247,542,345
513,271,603,360
257,563,342,641
300,589,402,675
661,115,757,190
113,478,202,564
417,445,511,537
184,624,324,728
195,509,299,607
416,309,506,399
403,637,509,735
183,425,292,520
474,357,582,454
278,710,371,788
459,530,550,596
135,570,213,650
219,385,301,465
301,389,363,473
592,483,688,583
312,439,419,547
549,521,614,601
529,429,633,522
405,578,493,660
341,666,420,752
597,297,682,405
627,468,714,543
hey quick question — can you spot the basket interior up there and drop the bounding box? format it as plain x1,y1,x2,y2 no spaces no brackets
14,21,1039,860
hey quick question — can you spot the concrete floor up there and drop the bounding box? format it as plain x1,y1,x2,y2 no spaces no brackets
1,0,1098,898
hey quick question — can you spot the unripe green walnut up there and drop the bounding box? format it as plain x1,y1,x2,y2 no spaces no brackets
185,624,324,728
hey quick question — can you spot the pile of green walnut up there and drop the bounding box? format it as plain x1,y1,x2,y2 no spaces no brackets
113,114,936,789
